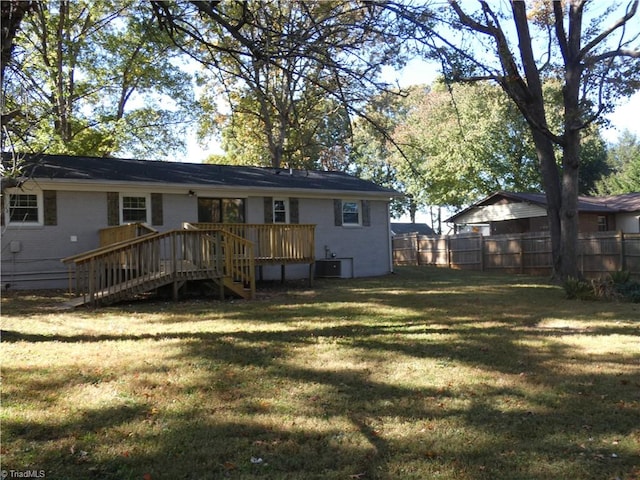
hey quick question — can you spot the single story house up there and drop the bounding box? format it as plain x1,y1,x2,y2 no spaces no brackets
445,191,640,235
1,153,400,298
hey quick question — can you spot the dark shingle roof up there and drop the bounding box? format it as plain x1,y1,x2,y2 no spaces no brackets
494,191,640,212
391,223,435,236
4,153,398,196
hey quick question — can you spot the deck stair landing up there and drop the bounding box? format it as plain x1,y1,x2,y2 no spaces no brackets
62,227,255,307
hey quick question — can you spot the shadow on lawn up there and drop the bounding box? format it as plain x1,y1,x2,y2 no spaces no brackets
3,267,639,479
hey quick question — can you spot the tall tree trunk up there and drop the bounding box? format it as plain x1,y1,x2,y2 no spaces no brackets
530,128,563,278
560,132,581,279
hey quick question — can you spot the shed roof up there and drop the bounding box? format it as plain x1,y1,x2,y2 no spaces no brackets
446,191,640,224
390,222,436,236
3,153,399,197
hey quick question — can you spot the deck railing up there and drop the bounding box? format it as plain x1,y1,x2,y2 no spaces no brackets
186,223,315,264
63,228,255,305
99,223,157,247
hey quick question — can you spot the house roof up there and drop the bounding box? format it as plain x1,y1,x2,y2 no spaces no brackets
390,222,435,236
3,153,400,197
446,191,640,224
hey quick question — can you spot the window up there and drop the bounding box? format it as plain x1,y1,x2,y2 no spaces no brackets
9,194,39,223
597,215,608,232
198,198,245,223
6,192,42,225
121,195,148,223
342,201,360,225
273,199,288,223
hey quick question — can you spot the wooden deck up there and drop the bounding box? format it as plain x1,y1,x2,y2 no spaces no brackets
62,223,316,307
185,223,315,265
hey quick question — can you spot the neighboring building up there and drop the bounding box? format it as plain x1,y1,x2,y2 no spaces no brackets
1,154,400,291
390,222,436,236
445,191,640,235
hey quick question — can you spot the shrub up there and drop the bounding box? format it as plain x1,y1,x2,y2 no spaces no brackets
589,277,620,301
609,269,631,285
563,276,594,300
614,279,640,303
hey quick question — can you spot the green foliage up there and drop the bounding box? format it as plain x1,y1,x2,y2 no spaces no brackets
350,78,611,218
593,130,640,194
614,280,640,303
165,0,404,169
4,0,196,158
563,276,595,300
610,269,631,285
564,271,640,303
610,270,640,303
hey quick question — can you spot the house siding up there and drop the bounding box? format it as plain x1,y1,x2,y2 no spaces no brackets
255,197,392,281
448,192,640,235
616,213,640,233
305,197,391,277
1,188,394,289
456,202,546,224
2,190,105,289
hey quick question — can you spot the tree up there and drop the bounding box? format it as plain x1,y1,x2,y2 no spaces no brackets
392,81,543,208
199,75,353,169
152,0,411,169
1,0,39,193
4,0,196,158
413,1,640,280
1,0,37,126
594,130,640,194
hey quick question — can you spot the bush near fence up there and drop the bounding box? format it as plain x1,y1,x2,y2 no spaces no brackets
392,231,640,278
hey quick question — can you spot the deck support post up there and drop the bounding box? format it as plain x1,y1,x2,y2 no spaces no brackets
281,264,285,283
219,278,225,300
308,262,314,287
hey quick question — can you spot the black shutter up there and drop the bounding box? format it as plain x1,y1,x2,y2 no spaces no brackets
151,193,163,226
264,197,273,223
290,198,299,224
333,199,342,226
107,192,119,226
43,190,57,225
362,200,371,227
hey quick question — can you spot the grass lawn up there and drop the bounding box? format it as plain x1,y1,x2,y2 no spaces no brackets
1,266,639,480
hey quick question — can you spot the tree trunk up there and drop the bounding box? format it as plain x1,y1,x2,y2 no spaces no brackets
560,129,582,279
530,128,563,279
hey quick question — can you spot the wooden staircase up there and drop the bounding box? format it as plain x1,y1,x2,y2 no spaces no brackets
62,228,255,307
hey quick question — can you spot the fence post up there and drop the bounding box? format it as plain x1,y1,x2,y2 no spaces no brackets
519,235,524,274
479,235,484,272
447,236,452,269
579,235,584,276
619,230,625,271
408,233,420,266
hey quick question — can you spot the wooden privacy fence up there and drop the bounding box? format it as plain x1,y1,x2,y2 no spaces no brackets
393,231,640,278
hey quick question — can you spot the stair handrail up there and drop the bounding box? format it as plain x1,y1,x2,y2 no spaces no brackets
61,230,162,265
186,226,256,298
62,227,255,303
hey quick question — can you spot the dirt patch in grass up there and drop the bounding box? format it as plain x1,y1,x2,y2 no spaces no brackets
2,267,639,479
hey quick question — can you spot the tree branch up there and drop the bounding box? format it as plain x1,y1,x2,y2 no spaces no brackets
580,0,638,60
